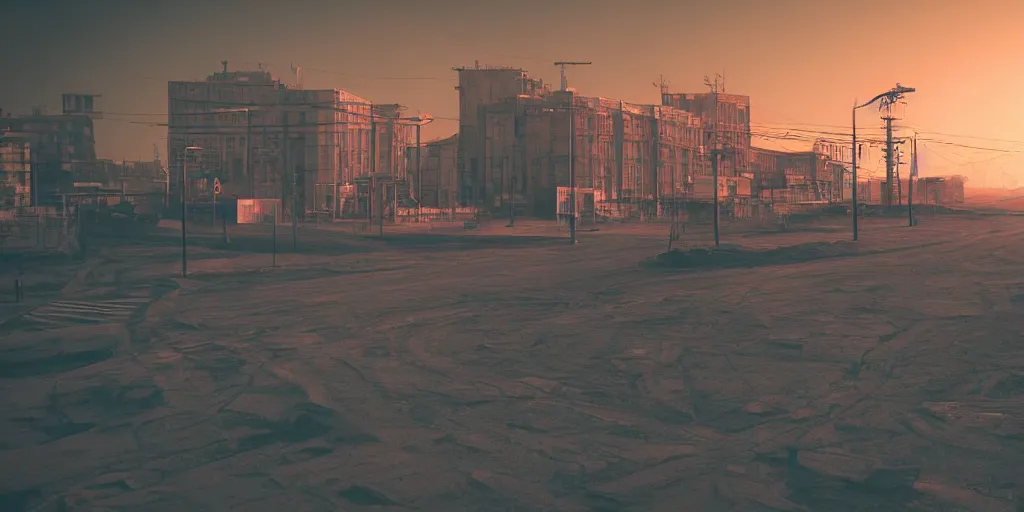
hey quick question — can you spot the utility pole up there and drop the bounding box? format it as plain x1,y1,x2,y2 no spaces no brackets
909,134,917,226
884,116,895,207
181,146,201,277
416,122,422,220
554,61,590,244
712,147,720,247
285,118,296,250
705,74,724,248
369,105,376,225
851,104,858,240
568,99,577,245
509,176,516,227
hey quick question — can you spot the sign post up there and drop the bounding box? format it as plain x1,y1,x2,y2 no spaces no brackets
212,178,222,225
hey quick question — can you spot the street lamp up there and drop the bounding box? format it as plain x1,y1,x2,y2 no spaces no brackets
181,145,202,277
851,83,914,240
404,115,434,221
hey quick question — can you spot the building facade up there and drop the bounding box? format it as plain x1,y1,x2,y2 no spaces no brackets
407,134,458,209
661,92,751,177
453,68,707,218
0,111,97,206
168,67,412,219
0,134,31,208
454,64,549,208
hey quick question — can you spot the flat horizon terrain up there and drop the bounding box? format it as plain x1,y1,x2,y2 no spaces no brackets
1,213,1023,511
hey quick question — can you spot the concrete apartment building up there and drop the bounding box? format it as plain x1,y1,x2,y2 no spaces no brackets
454,64,548,208
661,92,751,178
750,147,836,203
476,92,705,218
0,99,98,206
168,65,412,219
0,134,32,208
451,65,708,218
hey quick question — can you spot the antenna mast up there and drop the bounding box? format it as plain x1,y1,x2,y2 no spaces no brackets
554,61,592,91
703,73,725,93
290,63,302,89
653,75,670,95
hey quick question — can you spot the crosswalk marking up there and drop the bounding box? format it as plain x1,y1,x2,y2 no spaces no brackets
21,298,150,329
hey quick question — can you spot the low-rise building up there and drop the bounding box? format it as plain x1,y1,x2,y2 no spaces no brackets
407,134,458,209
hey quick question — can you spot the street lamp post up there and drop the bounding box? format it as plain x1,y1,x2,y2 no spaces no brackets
404,115,434,222
851,83,914,241
181,145,202,277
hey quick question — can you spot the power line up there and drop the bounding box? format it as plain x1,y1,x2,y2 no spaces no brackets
917,139,1024,153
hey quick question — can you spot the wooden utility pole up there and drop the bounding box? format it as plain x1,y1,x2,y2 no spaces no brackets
509,176,516,227
884,116,895,207
568,100,577,245
712,148,720,247
369,107,376,224
284,119,296,250
909,135,917,226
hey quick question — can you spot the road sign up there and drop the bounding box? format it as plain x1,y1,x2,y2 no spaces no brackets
213,178,222,196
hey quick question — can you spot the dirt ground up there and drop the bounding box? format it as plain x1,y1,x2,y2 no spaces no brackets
1,213,1023,511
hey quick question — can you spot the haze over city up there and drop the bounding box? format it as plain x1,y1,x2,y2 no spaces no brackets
3,0,1022,186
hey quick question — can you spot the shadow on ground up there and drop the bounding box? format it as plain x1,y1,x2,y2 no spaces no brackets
646,241,862,270
375,233,567,250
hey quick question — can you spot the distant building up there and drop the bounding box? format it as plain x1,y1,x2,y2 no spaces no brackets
453,65,549,207
750,147,787,196
167,66,413,219
406,134,458,209
0,107,97,205
0,133,31,207
662,92,751,177
452,67,707,218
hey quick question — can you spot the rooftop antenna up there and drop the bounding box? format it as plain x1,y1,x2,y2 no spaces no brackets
221,60,228,73
554,61,592,91
653,75,670,95
153,142,160,163
291,63,302,89
703,73,725,93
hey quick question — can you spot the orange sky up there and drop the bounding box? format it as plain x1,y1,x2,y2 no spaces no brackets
2,0,1022,186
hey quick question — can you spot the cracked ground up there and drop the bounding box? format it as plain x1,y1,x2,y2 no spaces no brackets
1,214,1023,511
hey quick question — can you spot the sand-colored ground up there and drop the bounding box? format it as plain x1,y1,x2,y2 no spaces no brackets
1,213,1023,511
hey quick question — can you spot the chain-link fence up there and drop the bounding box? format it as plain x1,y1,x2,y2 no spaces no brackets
0,207,78,255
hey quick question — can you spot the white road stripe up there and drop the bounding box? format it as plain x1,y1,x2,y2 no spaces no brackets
20,298,149,329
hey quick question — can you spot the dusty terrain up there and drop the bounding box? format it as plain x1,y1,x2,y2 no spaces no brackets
1,213,1023,511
